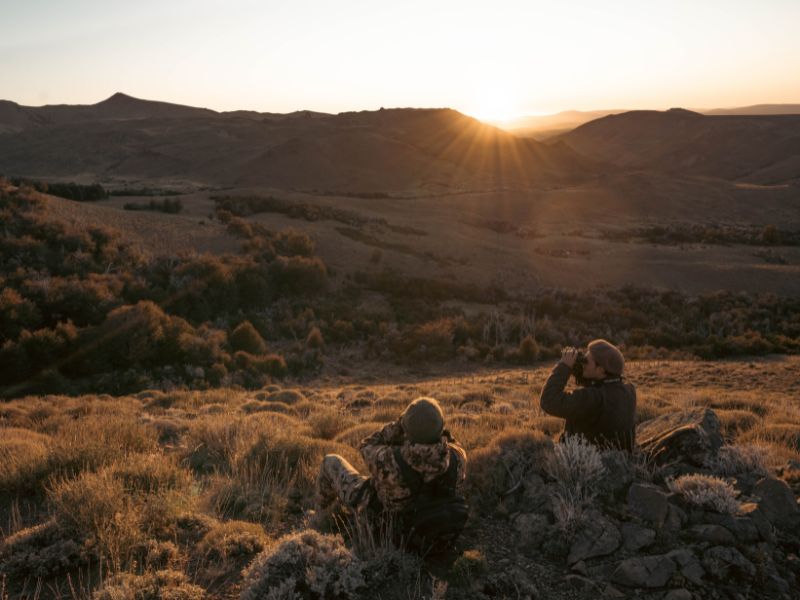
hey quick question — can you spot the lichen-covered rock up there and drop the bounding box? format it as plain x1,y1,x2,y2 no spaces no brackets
611,554,677,588
621,522,656,552
638,407,723,468
627,483,669,526
567,511,621,564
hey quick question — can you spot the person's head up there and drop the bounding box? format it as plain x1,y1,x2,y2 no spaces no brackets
400,396,444,444
584,339,625,380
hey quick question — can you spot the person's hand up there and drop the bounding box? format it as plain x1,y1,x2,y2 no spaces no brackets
560,346,579,368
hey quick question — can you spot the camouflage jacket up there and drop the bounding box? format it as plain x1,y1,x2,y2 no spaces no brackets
358,420,467,512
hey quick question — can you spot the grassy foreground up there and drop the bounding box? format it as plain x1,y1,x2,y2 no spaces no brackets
1,356,799,599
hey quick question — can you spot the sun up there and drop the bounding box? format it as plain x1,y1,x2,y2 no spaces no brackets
464,89,520,124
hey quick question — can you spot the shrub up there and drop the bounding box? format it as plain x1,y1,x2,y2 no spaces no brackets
266,389,307,405
48,470,142,569
518,335,540,363
0,520,89,582
240,530,366,600
309,408,355,441
467,429,553,510
49,414,158,477
306,326,324,349
196,520,267,565
93,569,205,600
107,453,195,496
0,427,51,493
544,435,607,532
334,422,384,447
667,474,741,514
230,321,268,354
706,444,769,478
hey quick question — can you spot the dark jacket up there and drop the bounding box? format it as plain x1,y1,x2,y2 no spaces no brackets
539,362,636,451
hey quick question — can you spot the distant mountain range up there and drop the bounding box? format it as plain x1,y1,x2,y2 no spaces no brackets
502,104,800,139
1,93,799,190
0,93,601,191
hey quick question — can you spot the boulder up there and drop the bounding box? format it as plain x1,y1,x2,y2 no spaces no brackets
567,511,621,564
666,548,705,586
599,450,635,497
564,574,600,593
637,407,722,467
663,504,688,533
753,477,799,526
702,510,761,543
627,483,669,526
513,513,550,547
686,524,736,545
702,545,756,579
739,503,776,543
611,554,677,588
621,522,656,552
664,590,693,600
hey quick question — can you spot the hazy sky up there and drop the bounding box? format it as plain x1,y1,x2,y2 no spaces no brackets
2,0,799,120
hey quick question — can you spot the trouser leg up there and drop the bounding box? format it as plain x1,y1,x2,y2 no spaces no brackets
316,454,370,511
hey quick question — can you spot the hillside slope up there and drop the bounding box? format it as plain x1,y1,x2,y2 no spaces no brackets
0,94,603,192
558,109,800,183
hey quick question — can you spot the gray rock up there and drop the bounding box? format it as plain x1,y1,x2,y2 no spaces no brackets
513,513,550,547
611,555,677,588
753,477,799,525
602,585,626,598
664,503,688,532
567,512,621,564
638,407,723,467
702,511,760,543
599,450,635,496
565,574,600,592
686,524,736,545
664,590,693,600
621,522,656,552
739,502,777,543
702,545,756,579
627,483,669,526
667,548,706,586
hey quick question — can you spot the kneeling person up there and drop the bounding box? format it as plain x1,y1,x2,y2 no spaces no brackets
316,397,467,549
539,339,636,451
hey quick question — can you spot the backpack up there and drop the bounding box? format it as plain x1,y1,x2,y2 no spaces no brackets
391,445,469,554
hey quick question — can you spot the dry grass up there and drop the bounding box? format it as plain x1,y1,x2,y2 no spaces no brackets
1,356,798,597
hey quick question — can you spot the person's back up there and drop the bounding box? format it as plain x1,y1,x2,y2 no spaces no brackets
539,339,637,451
316,397,467,550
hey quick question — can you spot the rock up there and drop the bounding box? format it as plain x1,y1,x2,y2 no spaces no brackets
663,503,688,532
621,522,656,552
599,450,635,497
611,555,677,588
638,407,723,467
570,560,588,576
513,512,550,547
602,585,626,598
521,473,551,513
739,503,777,543
664,590,693,600
686,524,736,545
565,574,599,592
702,510,760,543
666,549,705,586
627,483,669,526
702,545,756,579
753,477,799,525
567,512,621,564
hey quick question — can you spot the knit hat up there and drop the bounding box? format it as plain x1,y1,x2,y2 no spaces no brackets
400,397,444,444
588,339,625,376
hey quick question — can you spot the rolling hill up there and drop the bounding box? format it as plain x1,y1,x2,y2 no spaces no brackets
0,93,603,192
558,108,800,184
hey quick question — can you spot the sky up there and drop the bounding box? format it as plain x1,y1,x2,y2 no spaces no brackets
2,0,800,121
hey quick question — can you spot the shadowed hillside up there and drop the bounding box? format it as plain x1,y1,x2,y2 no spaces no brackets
558,109,800,184
0,94,603,192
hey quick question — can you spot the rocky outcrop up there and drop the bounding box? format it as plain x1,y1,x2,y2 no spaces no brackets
638,407,723,468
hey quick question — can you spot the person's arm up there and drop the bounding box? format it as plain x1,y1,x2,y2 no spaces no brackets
539,360,601,421
358,420,404,451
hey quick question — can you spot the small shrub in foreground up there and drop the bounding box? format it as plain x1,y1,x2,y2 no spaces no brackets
93,569,205,600
667,474,741,515
240,530,365,600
